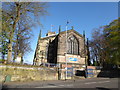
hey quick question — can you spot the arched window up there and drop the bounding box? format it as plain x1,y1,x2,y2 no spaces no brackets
67,35,79,55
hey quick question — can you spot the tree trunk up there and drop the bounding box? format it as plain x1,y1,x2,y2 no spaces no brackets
2,42,5,60
7,3,21,63
7,41,12,63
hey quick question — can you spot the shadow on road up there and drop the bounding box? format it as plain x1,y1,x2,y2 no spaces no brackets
96,87,118,90
96,87,111,90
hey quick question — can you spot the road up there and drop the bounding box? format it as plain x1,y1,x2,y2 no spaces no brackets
1,78,119,89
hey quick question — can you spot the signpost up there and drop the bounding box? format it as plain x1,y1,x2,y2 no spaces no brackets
65,21,69,80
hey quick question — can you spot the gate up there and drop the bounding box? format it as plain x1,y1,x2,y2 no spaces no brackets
59,64,74,80
67,67,74,78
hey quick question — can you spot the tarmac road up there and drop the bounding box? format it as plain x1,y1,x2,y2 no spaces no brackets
1,77,119,89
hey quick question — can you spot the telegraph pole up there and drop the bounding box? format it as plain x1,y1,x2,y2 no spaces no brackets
83,30,87,78
65,21,69,80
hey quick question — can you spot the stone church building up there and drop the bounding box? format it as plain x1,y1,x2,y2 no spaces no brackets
33,27,88,79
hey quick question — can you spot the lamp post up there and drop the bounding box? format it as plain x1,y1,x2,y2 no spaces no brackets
65,21,69,80
83,31,87,78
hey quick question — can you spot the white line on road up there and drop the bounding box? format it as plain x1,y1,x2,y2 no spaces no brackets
35,84,73,88
45,86,58,88
100,78,110,79
97,81,110,83
35,85,58,88
66,84,73,86
84,81,110,85
85,82,97,84
59,85,65,86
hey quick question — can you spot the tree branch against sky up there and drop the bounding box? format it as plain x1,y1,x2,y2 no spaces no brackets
89,27,108,66
1,2,48,63
89,18,120,66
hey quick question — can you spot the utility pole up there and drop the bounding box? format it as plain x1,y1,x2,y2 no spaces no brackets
65,21,69,80
87,38,90,66
83,30,87,78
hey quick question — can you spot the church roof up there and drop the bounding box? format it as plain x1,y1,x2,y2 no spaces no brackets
40,29,83,40
59,29,84,38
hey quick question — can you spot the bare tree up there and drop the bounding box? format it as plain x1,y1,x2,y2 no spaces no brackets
89,27,108,66
13,20,32,63
2,2,48,63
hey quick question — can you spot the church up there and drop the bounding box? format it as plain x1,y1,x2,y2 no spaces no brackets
33,26,88,79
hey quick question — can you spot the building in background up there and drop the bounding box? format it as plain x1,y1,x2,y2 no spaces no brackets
33,26,88,79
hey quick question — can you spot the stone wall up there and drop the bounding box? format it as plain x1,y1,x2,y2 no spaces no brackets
33,35,56,65
57,30,86,65
58,30,85,57
0,64,58,82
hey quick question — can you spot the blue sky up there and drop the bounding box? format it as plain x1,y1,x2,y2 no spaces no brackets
24,2,118,64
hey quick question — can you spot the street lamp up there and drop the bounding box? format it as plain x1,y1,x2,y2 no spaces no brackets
83,31,87,78
65,21,69,80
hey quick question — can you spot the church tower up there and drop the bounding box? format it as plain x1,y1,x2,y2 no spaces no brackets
33,29,57,65
33,29,42,65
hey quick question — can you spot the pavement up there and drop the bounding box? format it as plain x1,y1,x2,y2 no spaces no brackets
1,77,119,89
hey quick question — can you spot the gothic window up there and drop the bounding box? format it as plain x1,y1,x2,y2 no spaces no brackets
67,35,79,55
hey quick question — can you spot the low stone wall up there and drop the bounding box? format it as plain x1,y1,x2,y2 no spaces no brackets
0,64,58,82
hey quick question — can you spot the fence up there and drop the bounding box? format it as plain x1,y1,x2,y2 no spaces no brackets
86,66,102,78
